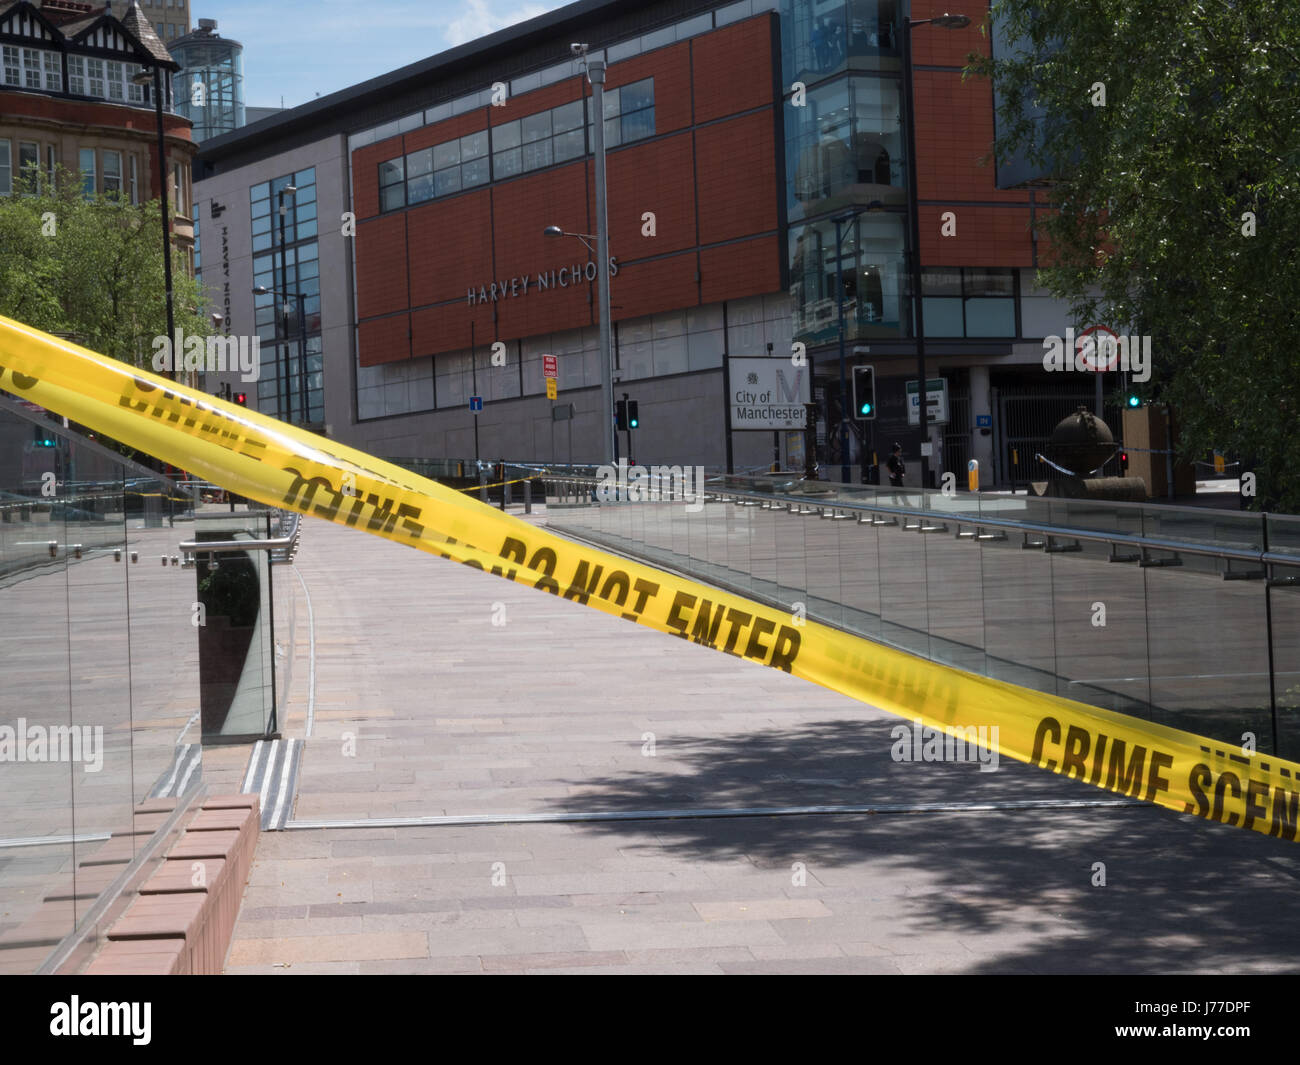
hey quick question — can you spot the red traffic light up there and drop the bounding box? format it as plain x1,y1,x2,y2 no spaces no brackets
1119,451,1129,471
234,392,247,406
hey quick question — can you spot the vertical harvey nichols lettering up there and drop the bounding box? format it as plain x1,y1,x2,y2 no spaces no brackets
467,257,619,305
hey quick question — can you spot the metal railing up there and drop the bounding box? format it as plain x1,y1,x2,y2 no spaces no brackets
538,470,1300,757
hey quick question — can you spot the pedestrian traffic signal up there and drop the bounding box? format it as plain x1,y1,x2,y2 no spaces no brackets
852,365,876,420
615,398,628,431
627,400,639,429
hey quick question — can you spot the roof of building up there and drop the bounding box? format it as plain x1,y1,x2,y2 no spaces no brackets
198,0,724,171
118,0,177,67
1,1,178,68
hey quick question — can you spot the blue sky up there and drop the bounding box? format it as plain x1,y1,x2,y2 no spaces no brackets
194,0,571,110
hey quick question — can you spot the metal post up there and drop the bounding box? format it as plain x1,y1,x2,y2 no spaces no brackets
471,320,480,464
297,293,308,425
589,59,616,469
152,66,175,374
835,216,849,484
278,190,291,421
902,18,929,491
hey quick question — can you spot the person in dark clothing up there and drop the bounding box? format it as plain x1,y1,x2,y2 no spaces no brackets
886,442,905,487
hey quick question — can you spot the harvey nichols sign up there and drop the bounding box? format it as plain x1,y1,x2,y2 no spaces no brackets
467,257,619,306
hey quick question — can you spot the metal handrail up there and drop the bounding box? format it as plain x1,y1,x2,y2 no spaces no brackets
179,535,297,553
542,475,1300,571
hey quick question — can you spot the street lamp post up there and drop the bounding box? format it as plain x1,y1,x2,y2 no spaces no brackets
902,13,969,490
132,64,177,376
550,41,615,469
544,221,614,466
277,185,297,422
252,284,306,423
833,208,864,484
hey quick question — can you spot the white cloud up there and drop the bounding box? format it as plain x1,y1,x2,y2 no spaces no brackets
442,0,553,47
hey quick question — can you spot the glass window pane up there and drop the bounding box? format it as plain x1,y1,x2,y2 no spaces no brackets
461,130,488,160
964,299,1015,336
603,117,621,148
408,173,435,203
493,146,522,179
922,269,962,296
622,107,654,142
964,268,1015,297
521,110,551,143
379,158,404,186
406,147,433,177
493,120,520,151
251,181,269,201
553,100,584,133
922,296,964,336
461,157,489,187
380,184,405,211
522,138,552,171
432,140,459,170
621,79,654,114
554,128,585,163
602,86,620,119
434,168,461,196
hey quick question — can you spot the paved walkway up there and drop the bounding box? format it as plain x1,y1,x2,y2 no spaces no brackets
220,511,1300,974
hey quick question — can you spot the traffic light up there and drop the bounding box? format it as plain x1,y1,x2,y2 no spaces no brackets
852,365,876,420
234,392,247,406
615,398,628,431
627,400,639,429
1126,393,1141,408
1119,450,1129,472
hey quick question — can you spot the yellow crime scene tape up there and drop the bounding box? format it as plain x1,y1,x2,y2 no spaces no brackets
3,314,1298,842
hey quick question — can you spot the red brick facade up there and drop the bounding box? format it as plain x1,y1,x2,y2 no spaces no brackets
910,0,1039,269
355,14,782,368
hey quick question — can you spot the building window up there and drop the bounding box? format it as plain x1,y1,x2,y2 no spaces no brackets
129,154,138,203
2,46,19,87
493,98,586,180
22,48,41,90
606,78,655,145
172,162,184,212
18,141,39,191
106,60,125,101
45,145,56,186
68,55,85,95
87,58,105,97
128,66,146,104
378,156,405,211
250,169,322,424
43,51,61,92
79,147,96,197
920,267,1017,338
0,141,11,196
103,150,122,196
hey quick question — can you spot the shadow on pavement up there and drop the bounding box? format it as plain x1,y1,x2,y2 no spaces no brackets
549,718,1300,973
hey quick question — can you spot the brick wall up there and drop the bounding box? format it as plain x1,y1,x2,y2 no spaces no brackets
354,15,782,368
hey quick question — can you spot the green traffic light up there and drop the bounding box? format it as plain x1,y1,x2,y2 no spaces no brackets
1127,394,1141,408
860,403,872,415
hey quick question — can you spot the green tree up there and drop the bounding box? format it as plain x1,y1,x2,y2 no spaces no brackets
971,1,1300,510
0,165,209,368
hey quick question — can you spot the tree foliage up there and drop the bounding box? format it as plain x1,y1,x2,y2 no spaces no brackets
0,167,209,367
971,0,1300,510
